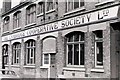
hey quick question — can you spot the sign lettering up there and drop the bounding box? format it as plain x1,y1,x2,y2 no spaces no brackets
2,6,119,41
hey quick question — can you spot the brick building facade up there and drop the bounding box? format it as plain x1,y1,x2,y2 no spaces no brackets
1,0,120,79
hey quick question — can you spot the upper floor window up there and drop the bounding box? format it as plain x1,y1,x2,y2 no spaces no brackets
13,11,21,29
2,44,9,65
12,42,21,65
66,0,84,12
38,2,44,14
3,16,10,32
25,40,36,65
47,0,54,11
26,4,36,25
93,30,103,67
66,31,85,67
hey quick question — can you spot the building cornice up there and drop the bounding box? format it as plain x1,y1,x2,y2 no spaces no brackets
1,1,32,17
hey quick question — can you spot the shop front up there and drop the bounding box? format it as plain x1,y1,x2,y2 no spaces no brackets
1,4,120,78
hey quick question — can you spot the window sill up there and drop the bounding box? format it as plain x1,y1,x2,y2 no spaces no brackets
11,65,20,67
13,27,21,31
95,0,115,6
91,68,104,73
63,67,85,72
95,65,104,69
13,27,21,32
40,66,49,69
5,65,9,67
3,31,9,34
46,9,56,14
37,13,43,17
67,65,85,68
23,65,35,68
64,7,85,16
25,23,36,28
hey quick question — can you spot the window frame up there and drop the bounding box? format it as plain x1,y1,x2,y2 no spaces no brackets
12,42,21,65
3,16,10,32
13,11,21,29
65,0,84,12
93,30,103,68
2,44,9,65
26,4,36,25
38,1,44,14
43,53,56,66
25,40,36,65
46,0,55,11
66,32,85,67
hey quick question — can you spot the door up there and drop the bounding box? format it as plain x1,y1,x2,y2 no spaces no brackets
114,32,120,79
42,37,57,78
111,30,120,79
49,54,56,78
43,53,56,78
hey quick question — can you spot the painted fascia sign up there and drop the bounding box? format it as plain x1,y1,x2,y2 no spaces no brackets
2,6,119,41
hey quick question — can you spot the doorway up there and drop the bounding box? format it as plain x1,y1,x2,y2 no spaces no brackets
43,53,56,78
42,37,57,78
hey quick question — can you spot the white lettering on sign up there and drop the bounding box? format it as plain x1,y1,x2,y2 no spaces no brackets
2,6,119,41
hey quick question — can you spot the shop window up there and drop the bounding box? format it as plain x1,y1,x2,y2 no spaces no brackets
65,0,84,12
3,16,10,32
66,31,85,67
13,11,21,29
47,0,54,11
26,4,36,25
38,2,44,14
42,37,56,66
2,44,9,65
93,30,103,67
12,42,21,65
25,40,36,65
